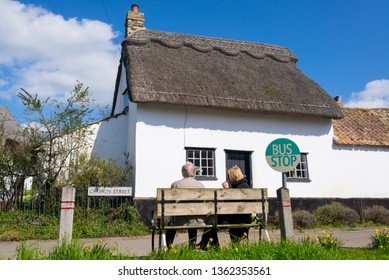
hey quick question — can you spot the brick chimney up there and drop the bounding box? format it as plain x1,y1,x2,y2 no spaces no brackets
125,4,145,37
333,96,343,106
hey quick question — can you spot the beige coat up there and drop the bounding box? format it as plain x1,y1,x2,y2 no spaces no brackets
169,177,206,226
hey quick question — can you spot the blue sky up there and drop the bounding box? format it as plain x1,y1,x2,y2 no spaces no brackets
1,0,388,121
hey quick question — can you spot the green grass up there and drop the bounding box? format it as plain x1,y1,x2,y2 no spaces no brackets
16,239,132,260
13,238,389,260
2,206,389,260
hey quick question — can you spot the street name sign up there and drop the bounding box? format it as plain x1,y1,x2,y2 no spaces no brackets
88,186,133,197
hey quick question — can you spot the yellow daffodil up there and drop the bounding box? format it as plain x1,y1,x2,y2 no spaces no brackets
84,246,90,253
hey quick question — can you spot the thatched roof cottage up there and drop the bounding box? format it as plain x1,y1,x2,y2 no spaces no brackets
89,6,388,217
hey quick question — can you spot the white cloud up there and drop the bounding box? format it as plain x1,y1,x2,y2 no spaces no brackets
0,0,120,106
346,79,389,108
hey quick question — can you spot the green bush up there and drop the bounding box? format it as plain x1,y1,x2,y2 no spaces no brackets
314,202,360,227
363,205,389,225
293,209,317,229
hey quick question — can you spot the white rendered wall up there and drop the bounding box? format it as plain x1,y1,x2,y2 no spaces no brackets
95,101,389,199
329,144,389,197
89,113,129,166
132,103,389,199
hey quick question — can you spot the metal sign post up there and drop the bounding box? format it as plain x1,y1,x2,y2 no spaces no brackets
265,138,301,239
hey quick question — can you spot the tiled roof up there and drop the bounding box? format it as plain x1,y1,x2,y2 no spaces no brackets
333,107,389,146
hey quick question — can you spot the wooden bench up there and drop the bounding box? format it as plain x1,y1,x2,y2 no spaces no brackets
150,187,269,250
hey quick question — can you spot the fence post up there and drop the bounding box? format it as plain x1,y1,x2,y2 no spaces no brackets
58,185,76,244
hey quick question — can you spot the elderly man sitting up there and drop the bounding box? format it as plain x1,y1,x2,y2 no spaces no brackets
165,162,207,247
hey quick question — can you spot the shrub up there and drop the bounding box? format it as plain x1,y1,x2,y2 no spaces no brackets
267,211,279,227
293,209,317,229
72,204,147,238
314,202,360,227
363,205,389,225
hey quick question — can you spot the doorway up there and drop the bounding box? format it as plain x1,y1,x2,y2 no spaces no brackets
225,150,253,187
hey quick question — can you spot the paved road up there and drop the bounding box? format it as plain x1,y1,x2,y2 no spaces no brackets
0,227,378,259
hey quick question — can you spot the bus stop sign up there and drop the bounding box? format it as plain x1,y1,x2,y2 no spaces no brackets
265,138,301,172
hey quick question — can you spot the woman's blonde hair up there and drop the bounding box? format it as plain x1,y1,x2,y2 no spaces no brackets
226,166,245,182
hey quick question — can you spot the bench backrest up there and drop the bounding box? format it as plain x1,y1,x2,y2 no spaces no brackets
156,188,268,217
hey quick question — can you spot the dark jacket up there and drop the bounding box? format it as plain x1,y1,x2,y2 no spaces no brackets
220,178,252,224
230,178,250,189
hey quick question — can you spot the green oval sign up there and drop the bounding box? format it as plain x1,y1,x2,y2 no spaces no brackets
265,138,301,172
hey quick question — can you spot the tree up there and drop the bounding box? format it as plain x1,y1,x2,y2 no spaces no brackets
0,136,36,210
0,82,98,212
0,106,34,210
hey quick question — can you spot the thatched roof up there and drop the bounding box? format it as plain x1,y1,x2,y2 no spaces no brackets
115,30,343,119
0,106,22,146
333,107,389,146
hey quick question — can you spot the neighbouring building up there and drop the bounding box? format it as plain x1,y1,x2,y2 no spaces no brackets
0,106,22,147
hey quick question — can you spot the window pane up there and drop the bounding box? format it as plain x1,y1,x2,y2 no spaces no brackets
286,153,309,181
186,148,216,179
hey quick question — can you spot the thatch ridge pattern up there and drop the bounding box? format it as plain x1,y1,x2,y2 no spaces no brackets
117,29,344,119
125,30,298,63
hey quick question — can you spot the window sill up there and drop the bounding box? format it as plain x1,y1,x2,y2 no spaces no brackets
196,177,218,181
286,178,311,183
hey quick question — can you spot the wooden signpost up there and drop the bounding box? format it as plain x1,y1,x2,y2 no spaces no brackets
58,185,76,244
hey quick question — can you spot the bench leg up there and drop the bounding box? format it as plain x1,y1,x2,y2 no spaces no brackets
158,230,162,248
151,228,155,251
158,229,167,249
161,230,167,247
264,228,270,241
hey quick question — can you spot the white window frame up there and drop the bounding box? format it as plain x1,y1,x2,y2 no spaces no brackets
286,153,311,182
